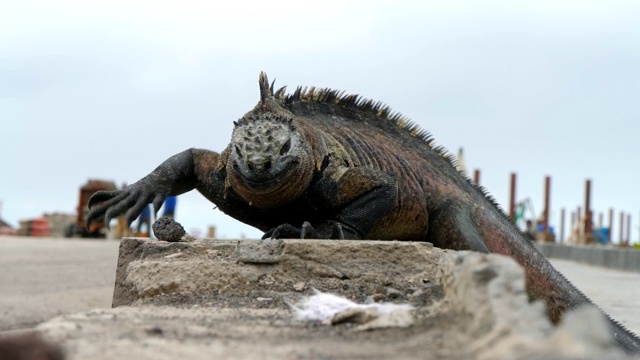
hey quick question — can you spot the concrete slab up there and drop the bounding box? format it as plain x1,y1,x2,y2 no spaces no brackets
112,238,445,308
31,238,634,360
2,236,638,359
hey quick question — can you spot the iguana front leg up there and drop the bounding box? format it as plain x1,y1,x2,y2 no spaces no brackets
86,149,202,228
87,147,282,233
263,165,398,240
86,147,239,229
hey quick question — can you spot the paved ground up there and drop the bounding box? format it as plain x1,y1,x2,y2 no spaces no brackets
0,236,639,336
0,236,119,331
551,258,640,334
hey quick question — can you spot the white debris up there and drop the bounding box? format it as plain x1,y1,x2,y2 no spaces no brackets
287,289,414,328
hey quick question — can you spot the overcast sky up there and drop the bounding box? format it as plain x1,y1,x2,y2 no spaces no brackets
1,0,639,242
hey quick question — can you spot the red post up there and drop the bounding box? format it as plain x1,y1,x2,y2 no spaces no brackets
543,176,551,237
584,179,592,235
473,169,480,185
560,208,565,243
509,173,516,223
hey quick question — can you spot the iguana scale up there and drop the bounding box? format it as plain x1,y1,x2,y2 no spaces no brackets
87,72,640,354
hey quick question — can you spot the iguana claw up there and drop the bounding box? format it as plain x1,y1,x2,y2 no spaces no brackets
85,182,168,231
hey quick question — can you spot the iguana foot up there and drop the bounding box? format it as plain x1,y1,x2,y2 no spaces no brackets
262,221,348,240
86,182,167,230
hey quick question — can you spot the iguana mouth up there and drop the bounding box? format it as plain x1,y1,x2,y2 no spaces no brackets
236,158,298,193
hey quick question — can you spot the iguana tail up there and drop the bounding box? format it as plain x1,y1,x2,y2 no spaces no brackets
476,211,640,354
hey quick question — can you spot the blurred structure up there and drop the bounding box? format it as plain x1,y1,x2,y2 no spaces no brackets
455,147,467,175
64,179,117,238
0,218,16,236
0,200,16,235
18,217,50,237
43,212,75,238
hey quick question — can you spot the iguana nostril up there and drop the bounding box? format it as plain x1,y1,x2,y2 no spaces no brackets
247,161,271,172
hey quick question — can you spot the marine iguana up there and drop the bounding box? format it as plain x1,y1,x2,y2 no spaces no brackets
87,72,640,354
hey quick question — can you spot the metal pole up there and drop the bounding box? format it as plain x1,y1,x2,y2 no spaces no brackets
543,176,551,237
509,173,516,223
560,208,565,243
627,213,632,246
609,208,614,243
598,212,603,229
577,206,582,242
577,206,582,223
620,212,625,245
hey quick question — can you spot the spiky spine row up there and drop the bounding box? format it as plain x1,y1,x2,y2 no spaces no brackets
275,83,514,225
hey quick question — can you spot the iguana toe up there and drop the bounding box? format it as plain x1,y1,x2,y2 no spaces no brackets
330,222,345,240
263,223,300,239
300,221,319,239
263,221,347,240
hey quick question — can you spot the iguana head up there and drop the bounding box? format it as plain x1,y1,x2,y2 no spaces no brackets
226,73,316,208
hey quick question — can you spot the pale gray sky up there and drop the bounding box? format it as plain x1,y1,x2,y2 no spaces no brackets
1,0,639,241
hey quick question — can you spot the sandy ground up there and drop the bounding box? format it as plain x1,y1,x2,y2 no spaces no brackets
1,235,639,336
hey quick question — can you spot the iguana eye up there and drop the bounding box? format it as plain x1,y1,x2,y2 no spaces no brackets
279,139,291,156
235,145,243,159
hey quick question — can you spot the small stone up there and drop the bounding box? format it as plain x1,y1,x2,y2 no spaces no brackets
181,234,197,242
235,238,285,264
258,274,276,285
386,287,403,299
293,281,306,292
372,286,386,296
408,288,426,299
145,326,163,336
256,297,273,302
152,217,186,242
